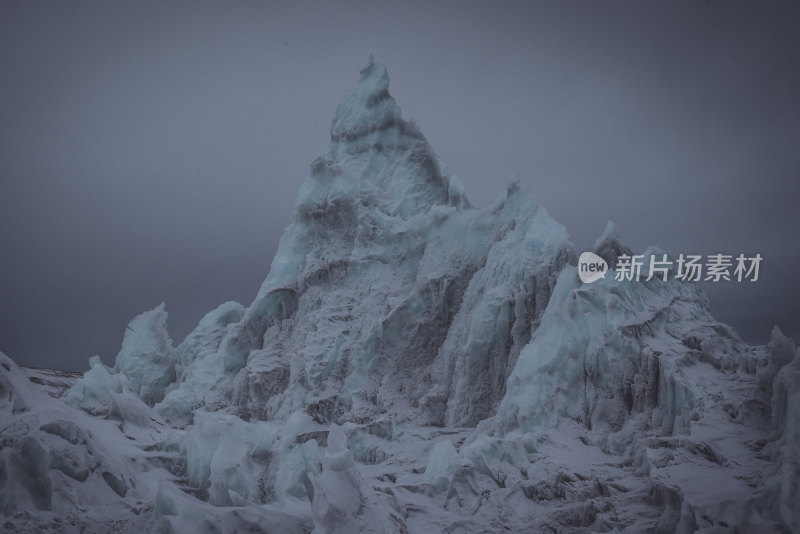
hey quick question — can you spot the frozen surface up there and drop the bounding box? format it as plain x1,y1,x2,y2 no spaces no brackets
114,304,176,406
1,59,797,533
22,367,80,399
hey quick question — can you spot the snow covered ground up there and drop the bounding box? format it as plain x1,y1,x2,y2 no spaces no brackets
1,59,797,533
22,368,81,399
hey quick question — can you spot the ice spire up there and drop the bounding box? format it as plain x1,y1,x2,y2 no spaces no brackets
299,56,470,219
593,220,632,269
330,55,403,141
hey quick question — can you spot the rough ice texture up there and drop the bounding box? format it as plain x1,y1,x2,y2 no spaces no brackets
114,303,176,406
1,59,797,533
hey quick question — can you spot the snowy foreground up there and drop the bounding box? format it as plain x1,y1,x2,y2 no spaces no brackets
1,59,798,533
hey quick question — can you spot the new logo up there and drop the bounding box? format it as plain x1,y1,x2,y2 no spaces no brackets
578,252,608,284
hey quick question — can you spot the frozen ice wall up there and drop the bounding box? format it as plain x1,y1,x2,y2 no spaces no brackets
154,57,575,430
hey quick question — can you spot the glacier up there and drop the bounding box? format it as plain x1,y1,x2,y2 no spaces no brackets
1,57,798,533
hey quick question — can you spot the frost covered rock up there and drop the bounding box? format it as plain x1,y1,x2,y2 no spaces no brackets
157,301,244,425
312,427,405,534
762,328,800,532
770,331,800,440
1,58,798,533
494,241,749,440
592,220,632,269
114,303,176,406
158,58,575,431
311,427,363,532
178,412,278,506
63,355,158,428
423,182,574,426
0,352,156,522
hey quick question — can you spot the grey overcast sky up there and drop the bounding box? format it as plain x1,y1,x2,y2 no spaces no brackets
1,1,798,371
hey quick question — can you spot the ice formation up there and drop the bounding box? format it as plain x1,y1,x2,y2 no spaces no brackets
1,58,798,533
